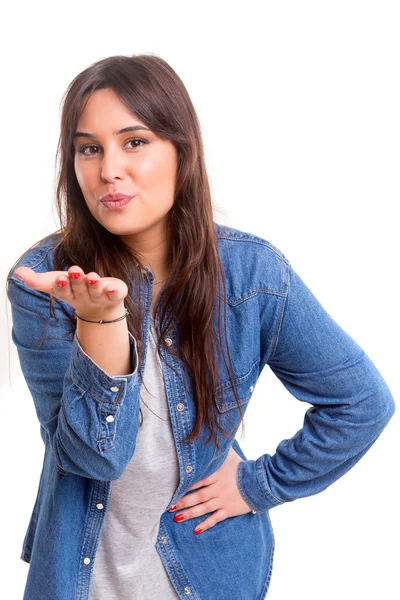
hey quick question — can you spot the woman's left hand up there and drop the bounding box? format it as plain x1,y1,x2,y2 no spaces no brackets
168,446,253,534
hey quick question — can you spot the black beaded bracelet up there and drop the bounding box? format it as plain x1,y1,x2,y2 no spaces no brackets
75,307,129,324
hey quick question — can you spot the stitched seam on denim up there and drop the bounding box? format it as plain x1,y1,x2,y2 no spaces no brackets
128,332,139,374
76,479,102,599
215,230,290,265
261,542,275,599
257,459,284,505
7,276,53,311
157,520,201,598
226,288,287,307
98,401,117,446
9,243,56,277
6,276,72,350
70,374,123,406
287,347,366,380
236,461,260,513
216,358,259,392
267,261,291,363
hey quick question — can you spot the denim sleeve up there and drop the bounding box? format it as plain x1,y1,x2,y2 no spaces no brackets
236,263,396,513
7,275,141,481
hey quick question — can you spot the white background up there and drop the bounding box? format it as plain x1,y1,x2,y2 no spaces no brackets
1,1,399,599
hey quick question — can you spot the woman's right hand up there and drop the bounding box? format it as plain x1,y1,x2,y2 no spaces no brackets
14,265,129,320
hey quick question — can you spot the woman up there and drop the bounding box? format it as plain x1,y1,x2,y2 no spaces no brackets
6,54,395,600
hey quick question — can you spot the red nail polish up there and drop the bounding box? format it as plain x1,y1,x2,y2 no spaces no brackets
70,273,81,279
88,279,97,285
194,526,203,534
168,505,177,512
57,280,67,287
173,513,185,522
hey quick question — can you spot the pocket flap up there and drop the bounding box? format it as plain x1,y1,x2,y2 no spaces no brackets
215,359,259,413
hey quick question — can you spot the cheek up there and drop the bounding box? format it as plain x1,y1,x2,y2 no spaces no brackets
139,148,177,184
74,160,95,192
74,157,85,186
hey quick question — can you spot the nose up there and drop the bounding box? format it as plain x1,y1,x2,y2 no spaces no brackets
100,149,126,183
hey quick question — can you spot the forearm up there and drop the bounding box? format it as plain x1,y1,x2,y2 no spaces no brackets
75,305,132,376
237,349,396,513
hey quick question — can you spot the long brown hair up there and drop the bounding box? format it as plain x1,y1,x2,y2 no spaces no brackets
6,53,244,451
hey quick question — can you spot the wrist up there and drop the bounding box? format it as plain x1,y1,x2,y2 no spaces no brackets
75,303,127,323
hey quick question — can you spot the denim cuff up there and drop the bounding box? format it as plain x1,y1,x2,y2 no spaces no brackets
70,330,139,405
236,457,284,513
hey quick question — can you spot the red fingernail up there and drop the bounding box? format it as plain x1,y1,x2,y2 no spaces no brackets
57,280,67,287
173,513,185,522
70,272,81,279
168,505,177,512
194,526,203,534
88,279,97,285
108,289,116,293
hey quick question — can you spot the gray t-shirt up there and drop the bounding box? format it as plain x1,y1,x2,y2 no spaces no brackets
89,317,180,599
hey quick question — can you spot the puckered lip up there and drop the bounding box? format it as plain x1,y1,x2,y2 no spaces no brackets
100,193,134,202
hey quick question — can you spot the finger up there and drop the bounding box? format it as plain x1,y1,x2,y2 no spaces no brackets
98,278,128,303
85,273,124,302
51,273,75,303
14,267,69,294
84,272,103,299
42,274,73,305
170,487,217,513
187,473,215,492
84,273,119,298
102,282,124,301
192,508,228,535
187,481,205,492
67,266,86,298
172,498,221,523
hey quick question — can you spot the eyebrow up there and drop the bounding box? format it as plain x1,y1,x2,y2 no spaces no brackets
73,125,151,139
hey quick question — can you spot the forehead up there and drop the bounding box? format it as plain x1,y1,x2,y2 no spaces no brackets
77,88,145,129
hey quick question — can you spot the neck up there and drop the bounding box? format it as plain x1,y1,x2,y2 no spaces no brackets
121,221,171,283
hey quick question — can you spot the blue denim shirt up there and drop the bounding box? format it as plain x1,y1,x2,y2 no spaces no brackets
7,223,395,600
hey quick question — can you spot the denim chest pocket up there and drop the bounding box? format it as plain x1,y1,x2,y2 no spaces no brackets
212,359,259,458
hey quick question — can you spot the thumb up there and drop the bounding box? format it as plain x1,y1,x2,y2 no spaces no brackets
14,266,67,294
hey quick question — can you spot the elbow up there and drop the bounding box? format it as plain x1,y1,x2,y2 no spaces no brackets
366,379,396,436
55,458,124,481
53,440,127,482
382,387,396,424
376,375,396,421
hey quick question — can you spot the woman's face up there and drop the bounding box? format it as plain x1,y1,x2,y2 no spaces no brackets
73,88,178,240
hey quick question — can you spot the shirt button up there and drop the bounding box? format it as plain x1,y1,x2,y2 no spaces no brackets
184,587,191,595
106,415,115,423
165,337,173,346
186,465,193,473
110,386,119,392
250,385,254,392
160,536,167,544
83,557,91,565
176,403,185,412
251,509,257,514
96,504,104,510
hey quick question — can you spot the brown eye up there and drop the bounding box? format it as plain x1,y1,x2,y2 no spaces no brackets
78,145,100,156
77,138,147,156
126,138,148,149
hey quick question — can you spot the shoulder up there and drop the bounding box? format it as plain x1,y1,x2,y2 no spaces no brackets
214,222,290,299
7,231,62,281
6,232,71,317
